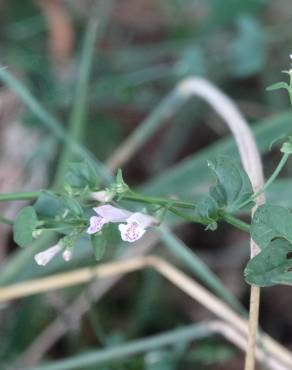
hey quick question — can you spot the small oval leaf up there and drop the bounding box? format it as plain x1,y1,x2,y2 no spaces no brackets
13,206,39,247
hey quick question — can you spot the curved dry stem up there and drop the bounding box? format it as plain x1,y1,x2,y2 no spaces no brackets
167,77,265,370
15,77,266,368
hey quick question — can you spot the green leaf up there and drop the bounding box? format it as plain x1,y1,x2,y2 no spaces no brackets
13,206,39,247
244,239,292,286
251,205,292,248
91,233,106,260
114,168,129,194
266,82,289,92
34,191,62,219
207,157,254,212
196,156,253,227
196,196,219,229
62,196,84,217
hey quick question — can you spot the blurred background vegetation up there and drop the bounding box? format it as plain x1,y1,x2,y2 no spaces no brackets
1,0,292,369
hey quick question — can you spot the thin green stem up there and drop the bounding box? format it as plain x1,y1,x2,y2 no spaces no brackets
124,191,196,209
0,191,40,202
254,152,289,199
220,212,250,233
239,152,290,209
168,207,206,224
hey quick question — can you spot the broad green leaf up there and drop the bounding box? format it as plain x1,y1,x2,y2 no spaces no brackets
196,196,219,229
62,196,84,217
91,233,106,260
34,191,62,219
195,157,253,228
266,82,289,92
251,205,292,248
13,206,39,248
244,239,292,286
207,157,253,212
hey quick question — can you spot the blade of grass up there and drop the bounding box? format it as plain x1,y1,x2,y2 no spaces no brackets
54,0,114,184
157,227,244,314
0,1,114,286
141,111,292,197
0,69,111,184
30,322,211,370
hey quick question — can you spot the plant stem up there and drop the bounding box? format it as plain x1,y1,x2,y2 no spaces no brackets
254,152,289,197
220,213,250,233
244,285,260,370
168,207,206,224
0,191,40,202
239,152,290,209
124,191,196,209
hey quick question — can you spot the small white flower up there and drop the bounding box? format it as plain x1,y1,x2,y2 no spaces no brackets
62,248,73,261
290,54,292,60
34,244,62,266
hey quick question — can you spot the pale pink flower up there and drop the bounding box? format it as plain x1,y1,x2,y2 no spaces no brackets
94,204,132,222
86,204,157,243
34,244,73,266
34,244,62,266
87,216,107,234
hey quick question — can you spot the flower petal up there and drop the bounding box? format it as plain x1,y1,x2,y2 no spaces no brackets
118,223,146,243
87,216,107,234
94,204,132,223
126,212,157,229
34,244,62,266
